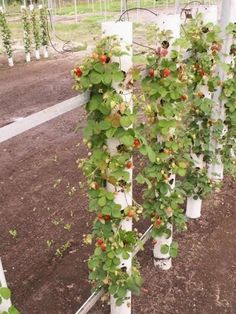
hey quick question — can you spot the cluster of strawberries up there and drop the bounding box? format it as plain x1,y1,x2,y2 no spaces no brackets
74,53,110,77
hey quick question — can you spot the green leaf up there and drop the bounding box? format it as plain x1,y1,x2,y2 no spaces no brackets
147,147,156,163
119,134,134,146
160,244,169,254
177,168,187,177
93,62,103,73
98,196,106,207
112,207,122,218
159,183,169,195
99,120,111,130
90,71,102,84
8,306,20,314
113,71,124,82
120,116,132,128
80,76,90,88
102,72,112,85
0,287,11,300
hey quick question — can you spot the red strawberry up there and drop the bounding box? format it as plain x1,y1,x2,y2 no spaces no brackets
198,69,205,77
155,217,162,227
100,243,106,251
181,94,188,101
163,68,171,78
100,55,107,64
74,67,82,77
149,68,155,77
127,210,135,217
97,239,103,245
104,215,111,221
134,138,141,148
126,161,133,169
97,213,103,220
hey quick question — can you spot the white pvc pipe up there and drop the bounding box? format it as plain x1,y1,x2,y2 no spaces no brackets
43,46,48,58
198,5,218,24
35,49,40,60
186,196,202,219
8,57,14,67
0,259,12,312
153,223,172,270
26,52,31,62
156,13,181,42
102,21,133,314
186,153,204,219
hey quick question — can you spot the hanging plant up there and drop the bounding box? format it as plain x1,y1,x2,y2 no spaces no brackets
221,23,236,171
72,36,143,305
39,7,49,48
0,10,13,61
21,7,31,57
137,29,190,261
181,15,223,198
31,7,41,58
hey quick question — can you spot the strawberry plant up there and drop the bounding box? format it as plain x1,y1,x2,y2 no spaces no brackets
137,29,190,257
39,7,49,48
21,7,31,55
0,10,13,58
31,8,41,51
181,14,224,196
221,23,236,172
72,36,143,305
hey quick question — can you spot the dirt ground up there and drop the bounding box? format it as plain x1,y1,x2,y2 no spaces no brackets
0,53,236,314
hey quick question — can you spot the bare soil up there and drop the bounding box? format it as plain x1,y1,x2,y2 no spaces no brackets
0,54,235,314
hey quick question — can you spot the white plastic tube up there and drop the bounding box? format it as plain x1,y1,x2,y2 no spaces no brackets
8,57,14,67
186,153,204,219
153,223,172,270
186,196,202,219
153,14,181,271
102,21,133,314
26,52,31,62
35,49,40,60
43,46,48,58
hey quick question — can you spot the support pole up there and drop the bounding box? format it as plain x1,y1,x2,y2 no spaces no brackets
102,21,133,314
208,0,236,181
0,259,12,313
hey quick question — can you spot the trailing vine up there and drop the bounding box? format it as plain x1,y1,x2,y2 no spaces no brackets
0,10,13,58
137,29,190,256
181,15,223,197
31,8,41,50
221,23,236,172
72,36,143,305
39,7,49,48
21,7,31,54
